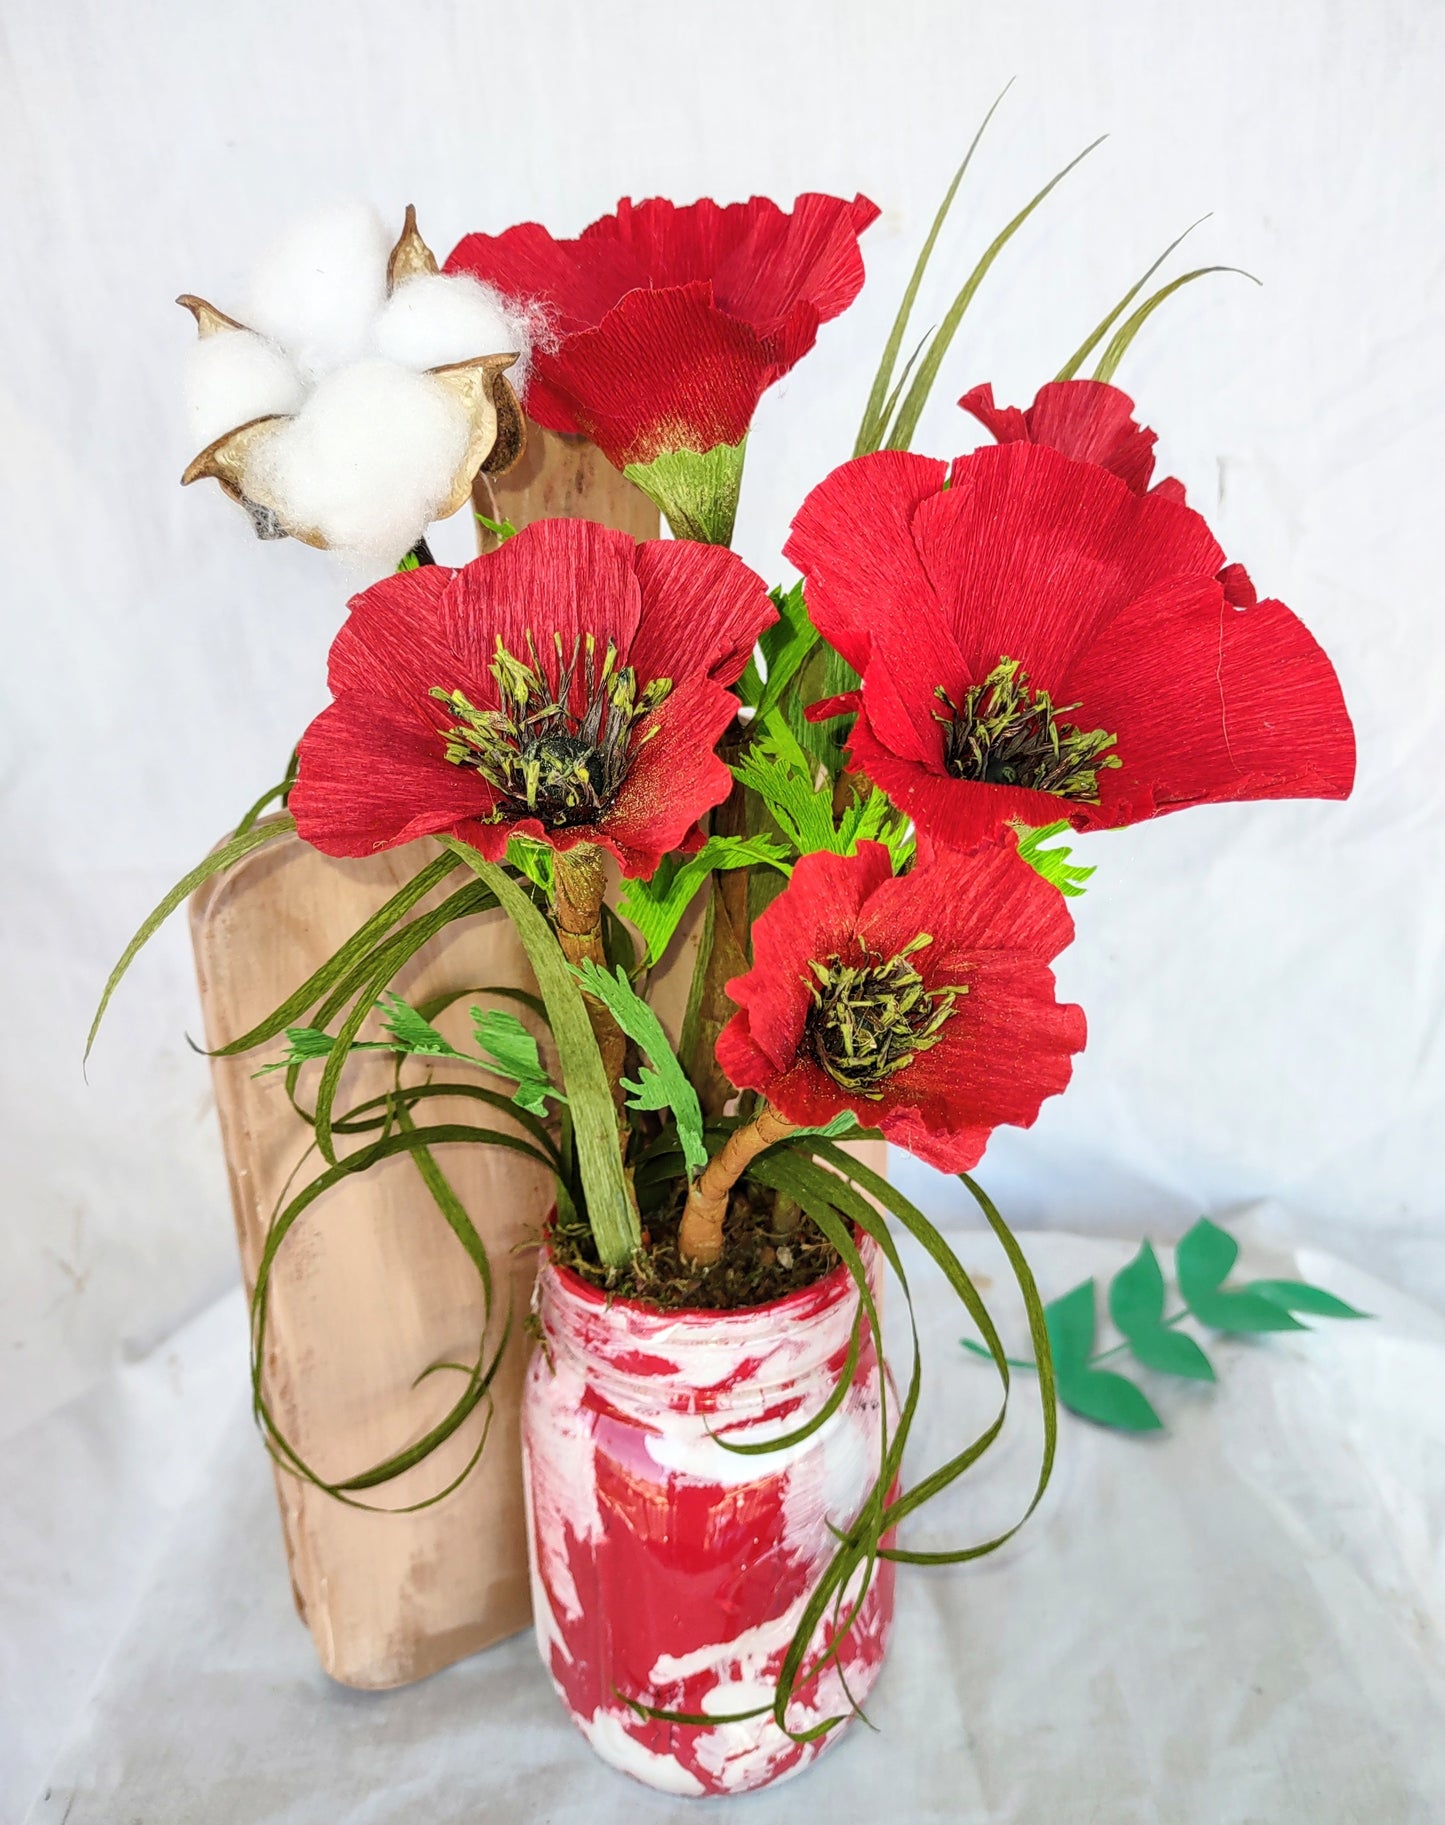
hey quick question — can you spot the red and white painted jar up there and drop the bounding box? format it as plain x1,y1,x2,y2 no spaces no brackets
521,1234,897,1796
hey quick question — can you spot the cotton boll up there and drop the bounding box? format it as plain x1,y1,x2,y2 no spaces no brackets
246,201,391,382
374,272,536,395
183,330,305,450
244,359,470,574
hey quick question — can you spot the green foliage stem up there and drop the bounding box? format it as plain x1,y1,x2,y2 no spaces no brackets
440,839,641,1267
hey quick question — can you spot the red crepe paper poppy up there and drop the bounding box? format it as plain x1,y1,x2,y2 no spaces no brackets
290,519,776,877
960,377,1187,502
716,841,1086,1171
960,378,1260,607
785,439,1354,852
446,194,880,469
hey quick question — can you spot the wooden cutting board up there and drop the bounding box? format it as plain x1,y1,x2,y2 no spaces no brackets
188,428,659,1689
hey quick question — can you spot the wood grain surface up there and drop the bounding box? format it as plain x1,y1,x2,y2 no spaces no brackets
185,429,660,1689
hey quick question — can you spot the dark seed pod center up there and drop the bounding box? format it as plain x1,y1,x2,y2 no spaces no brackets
431,631,672,829
806,936,965,1099
935,656,1119,802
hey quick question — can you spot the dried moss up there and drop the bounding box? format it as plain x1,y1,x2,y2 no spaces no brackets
552,1179,840,1313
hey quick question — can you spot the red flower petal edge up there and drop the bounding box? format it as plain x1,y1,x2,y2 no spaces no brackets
290,519,776,878
447,194,879,466
960,378,1175,497
785,440,1355,852
716,841,1086,1172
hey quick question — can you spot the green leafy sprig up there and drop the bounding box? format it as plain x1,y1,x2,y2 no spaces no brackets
737,581,819,723
262,992,564,1119
732,711,913,868
963,1218,1368,1431
618,834,790,968
571,960,707,1175
1014,821,1095,897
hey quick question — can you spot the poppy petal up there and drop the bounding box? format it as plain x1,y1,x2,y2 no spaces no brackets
784,449,950,675
911,441,1225,691
539,280,813,468
439,518,643,697
629,538,778,687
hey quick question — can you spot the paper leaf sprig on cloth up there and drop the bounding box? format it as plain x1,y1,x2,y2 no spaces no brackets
962,1218,1369,1431
261,993,564,1118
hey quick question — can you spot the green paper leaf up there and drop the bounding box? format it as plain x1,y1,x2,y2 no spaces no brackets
1046,1277,1162,1429
572,960,707,1177
279,1026,338,1062
440,840,640,1266
1177,1218,1305,1333
837,784,915,871
253,1025,393,1076
732,711,912,863
1044,1278,1097,1367
617,833,790,967
1015,821,1095,898
739,580,817,721
1107,1241,1215,1379
471,1007,564,1116
1247,1279,1371,1321
623,437,747,544
473,510,518,542
1057,1366,1164,1432
732,712,838,853
379,993,462,1058
505,834,554,894
1108,1241,1167,1332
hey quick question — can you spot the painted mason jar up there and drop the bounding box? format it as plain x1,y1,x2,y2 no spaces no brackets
521,1234,896,1797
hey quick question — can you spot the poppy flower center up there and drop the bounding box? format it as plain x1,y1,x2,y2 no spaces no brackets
806,936,965,1099
431,632,672,828
934,656,1120,802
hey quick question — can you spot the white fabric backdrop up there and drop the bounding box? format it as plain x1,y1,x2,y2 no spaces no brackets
2,0,1443,1816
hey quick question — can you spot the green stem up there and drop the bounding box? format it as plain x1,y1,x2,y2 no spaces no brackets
962,1306,1192,1372
1091,1309,1190,1365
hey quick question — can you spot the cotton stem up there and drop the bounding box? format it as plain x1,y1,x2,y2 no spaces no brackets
678,1106,798,1267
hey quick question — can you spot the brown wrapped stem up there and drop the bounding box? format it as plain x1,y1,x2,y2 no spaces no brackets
678,1107,798,1267
552,845,627,1108
689,749,750,1121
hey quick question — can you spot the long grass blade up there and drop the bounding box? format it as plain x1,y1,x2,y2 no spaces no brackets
1054,215,1210,380
441,840,641,1267
250,1119,553,1506
87,815,295,1064
208,851,463,1057
1093,265,1260,384
884,135,1107,452
854,80,1014,456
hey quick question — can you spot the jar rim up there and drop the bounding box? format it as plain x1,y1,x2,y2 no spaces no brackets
540,1210,867,1327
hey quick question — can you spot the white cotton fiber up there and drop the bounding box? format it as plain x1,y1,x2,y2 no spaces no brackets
245,201,391,383
243,359,470,575
373,271,535,393
183,330,305,450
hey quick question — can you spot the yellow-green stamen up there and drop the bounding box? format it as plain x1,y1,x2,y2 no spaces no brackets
431,631,672,828
806,935,965,1099
935,656,1119,802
